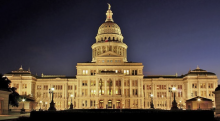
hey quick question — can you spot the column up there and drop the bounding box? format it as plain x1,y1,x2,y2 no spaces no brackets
113,78,116,95
130,79,132,97
206,82,208,98
122,78,124,96
79,79,82,97
138,79,140,97
96,78,98,97
88,79,91,97
88,99,91,109
145,84,147,108
104,78,107,95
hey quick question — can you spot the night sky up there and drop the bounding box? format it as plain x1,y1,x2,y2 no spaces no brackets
1,0,220,83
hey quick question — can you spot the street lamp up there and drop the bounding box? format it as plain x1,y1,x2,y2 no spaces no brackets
20,98,25,114
198,98,201,110
48,87,56,111
69,94,73,109
150,94,154,109
171,87,179,110
179,101,182,109
39,101,42,111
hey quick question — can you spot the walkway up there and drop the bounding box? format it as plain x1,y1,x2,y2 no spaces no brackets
0,112,30,120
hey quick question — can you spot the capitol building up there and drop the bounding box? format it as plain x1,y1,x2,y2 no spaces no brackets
4,5,218,110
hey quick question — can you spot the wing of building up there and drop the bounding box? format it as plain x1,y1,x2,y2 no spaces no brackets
4,5,218,110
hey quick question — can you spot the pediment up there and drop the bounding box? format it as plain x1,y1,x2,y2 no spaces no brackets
97,51,123,57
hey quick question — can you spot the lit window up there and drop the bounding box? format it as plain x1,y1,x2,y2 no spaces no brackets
83,70,88,75
115,70,118,73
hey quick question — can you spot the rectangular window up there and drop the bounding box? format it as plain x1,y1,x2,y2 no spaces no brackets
146,85,151,90
178,91,182,97
90,81,96,86
209,91,214,97
37,85,41,90
22,84,27,89
43,85,48,90
200,83,206,88
91,70,96,75
68,85,73,90
82,81,88,86
208,83,213,88
178,85,182,89
91,89,96,96
37,92,41,98
83,70,88,75
132,70,138,75
124,70,129,75
115,70,118,73
192,83,197,88
156,85,166,90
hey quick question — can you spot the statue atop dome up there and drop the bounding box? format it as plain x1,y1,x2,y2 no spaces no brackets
107,3,111,10
105,3,113,22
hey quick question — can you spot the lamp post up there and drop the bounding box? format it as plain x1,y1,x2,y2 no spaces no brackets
179,101,182,109
39,101,42,111
150,94,154,109
20,98,25,114
171,87,179,110
48,87,56,111
198,98,201,110
70,94,73,109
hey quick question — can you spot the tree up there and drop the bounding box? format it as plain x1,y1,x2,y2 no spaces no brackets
0,74,20,107
9,87,20,107
0,74,11,90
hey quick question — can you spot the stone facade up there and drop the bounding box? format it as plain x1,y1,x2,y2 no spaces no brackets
4,5,218,110
0,90,12,114
186,96,213,110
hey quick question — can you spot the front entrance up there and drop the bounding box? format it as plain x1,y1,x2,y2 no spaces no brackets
108,100,112,108
116,100,121,109
99,100,104,109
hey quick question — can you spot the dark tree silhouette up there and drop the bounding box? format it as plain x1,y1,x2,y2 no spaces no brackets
9,87,20,107
0,74,20,107
0,74,11,90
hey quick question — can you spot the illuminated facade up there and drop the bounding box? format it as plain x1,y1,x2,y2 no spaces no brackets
4,5,218,110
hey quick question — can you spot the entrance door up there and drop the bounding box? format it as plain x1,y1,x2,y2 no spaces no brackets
99,100,103,109
116,100,121,109
108,100,112,108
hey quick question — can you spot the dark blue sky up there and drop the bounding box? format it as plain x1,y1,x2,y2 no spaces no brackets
0,0,220,83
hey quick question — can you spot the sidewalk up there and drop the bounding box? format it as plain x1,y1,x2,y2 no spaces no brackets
0,112,30,120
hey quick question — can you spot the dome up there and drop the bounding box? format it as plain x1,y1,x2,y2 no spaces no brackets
95,4,124,42
97,22,122,35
